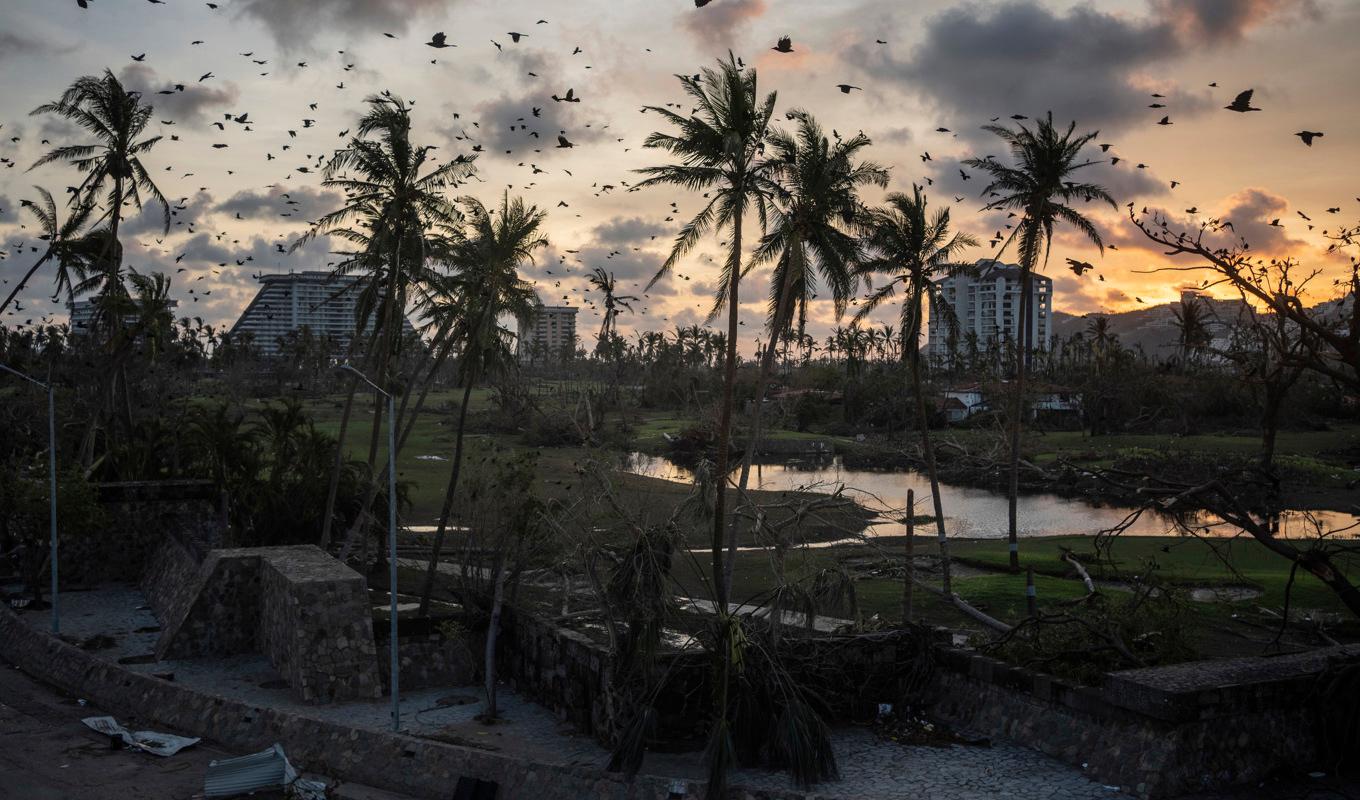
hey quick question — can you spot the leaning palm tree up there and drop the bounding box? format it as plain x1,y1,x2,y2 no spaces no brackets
634,52,776,618
31,70,169,451
964,113,1114,570
1,188,101,315
416,192,546,616
299,92,476,550
727,110,886,595
854,186,978,596
634,54,776,800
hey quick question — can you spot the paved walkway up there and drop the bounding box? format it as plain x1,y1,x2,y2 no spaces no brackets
19,584,1136,799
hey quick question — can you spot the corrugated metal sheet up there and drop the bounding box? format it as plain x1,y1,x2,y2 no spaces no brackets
203,743,297,797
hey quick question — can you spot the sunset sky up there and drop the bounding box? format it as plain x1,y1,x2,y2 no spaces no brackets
1,0,1356,352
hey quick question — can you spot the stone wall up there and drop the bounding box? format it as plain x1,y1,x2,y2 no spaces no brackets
496,608,709,749
68,480,221,586
377,633,478,691
0,605,816,800
924,645,1360,799
146,541,382,704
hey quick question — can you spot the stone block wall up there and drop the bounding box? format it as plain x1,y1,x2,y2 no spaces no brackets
0,605,813,800
377,633,478,691
258,549,382,703
924,645,1360,799
146,540,382,704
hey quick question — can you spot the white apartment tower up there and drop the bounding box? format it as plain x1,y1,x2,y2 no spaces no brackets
926,260,1052,360
517,303,578,364
229,271,413,357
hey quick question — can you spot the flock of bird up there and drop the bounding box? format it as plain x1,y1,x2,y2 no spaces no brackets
0,0,1349,334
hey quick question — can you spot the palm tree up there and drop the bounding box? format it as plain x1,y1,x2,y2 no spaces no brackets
634,55,777,800
635,54,776,618
31,70,169,452
417,192,546,616
1172,294,1213,366
587,267,638,349
855,186,977,596
728,111,885,593
965,113,1114,570
1,188,102,315
300,93,476,550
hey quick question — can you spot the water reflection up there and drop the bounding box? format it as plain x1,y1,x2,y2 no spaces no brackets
623,452,1358,540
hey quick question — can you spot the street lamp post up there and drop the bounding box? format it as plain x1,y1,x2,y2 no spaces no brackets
1,363,58,634
338,363,400,732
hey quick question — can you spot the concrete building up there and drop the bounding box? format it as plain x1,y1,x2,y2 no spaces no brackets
517,303,578,364
229,271,413,357
68,297,177,334
926,260,1052,361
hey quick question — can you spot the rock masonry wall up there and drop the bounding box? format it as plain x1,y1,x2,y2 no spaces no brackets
144,538,382,704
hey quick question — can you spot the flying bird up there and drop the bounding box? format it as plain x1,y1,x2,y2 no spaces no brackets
1156,116,1172,125
1294,130,1323,146
1225,89,1260,112
1065,258,1094,276
772,36,793,53
835,84,862,94
427,32,453,48
552,88,580,103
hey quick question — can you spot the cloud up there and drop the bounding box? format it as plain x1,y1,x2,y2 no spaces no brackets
119,64,240,127
215,186,346,223
680,0,769,50
470,92,609,156
0,194,14,224
843,0,1314,141
591,216,667,247
234,0,448,48
1153,0,1320,45
0,30,47,63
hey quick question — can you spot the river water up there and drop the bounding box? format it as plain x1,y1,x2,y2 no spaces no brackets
622,452,1358,540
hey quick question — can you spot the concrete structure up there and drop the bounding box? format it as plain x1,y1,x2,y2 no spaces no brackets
516,302,578,364
228,270,414,357
927,259,1052,360
68,297,178,334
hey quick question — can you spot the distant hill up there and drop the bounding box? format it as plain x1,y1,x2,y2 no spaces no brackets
1052,293,1249,357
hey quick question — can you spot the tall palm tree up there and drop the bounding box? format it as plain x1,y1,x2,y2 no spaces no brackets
587,267,638,349
854,186,977,596
31,70,169,452
634,55,777,800
417,192,546,615
1,188,101,315
728,111,885,594
965,113,1113,570
1172,294,1213,366
300,93,476,550
635,54,776,620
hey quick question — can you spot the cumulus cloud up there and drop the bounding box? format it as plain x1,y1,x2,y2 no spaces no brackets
215,185,346,222
680,0,769,50
234,0,448,48
591,216,666,247
470,91,609,156
119,64,240,127
1152,0,1319,45
0,194,15,224
843,0,1312,141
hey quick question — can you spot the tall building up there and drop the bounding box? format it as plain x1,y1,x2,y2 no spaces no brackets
516,303,578,364
68,297,177,334
229,271,414,357
926,260,1052,360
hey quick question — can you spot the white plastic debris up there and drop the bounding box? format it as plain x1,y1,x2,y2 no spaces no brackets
204,743,299,798
81,716,201,757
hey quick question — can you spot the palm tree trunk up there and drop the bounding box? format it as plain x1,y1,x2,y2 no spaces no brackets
0,257,51,316
724,245,800,598
1006,268,1033,572
710,212,743,614
482,556,508,721
417,368,477,616
319,328,377,549
910,339,953,594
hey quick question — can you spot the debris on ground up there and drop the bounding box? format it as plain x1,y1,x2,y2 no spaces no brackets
871,708,990,748
203,743,329,798
81,716,201,757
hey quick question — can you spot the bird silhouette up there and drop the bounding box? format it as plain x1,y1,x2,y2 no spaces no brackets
835,84,861,94
1225,89,1260,112
1295,131,1323,146
773,36,793,53
426,32,453,48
